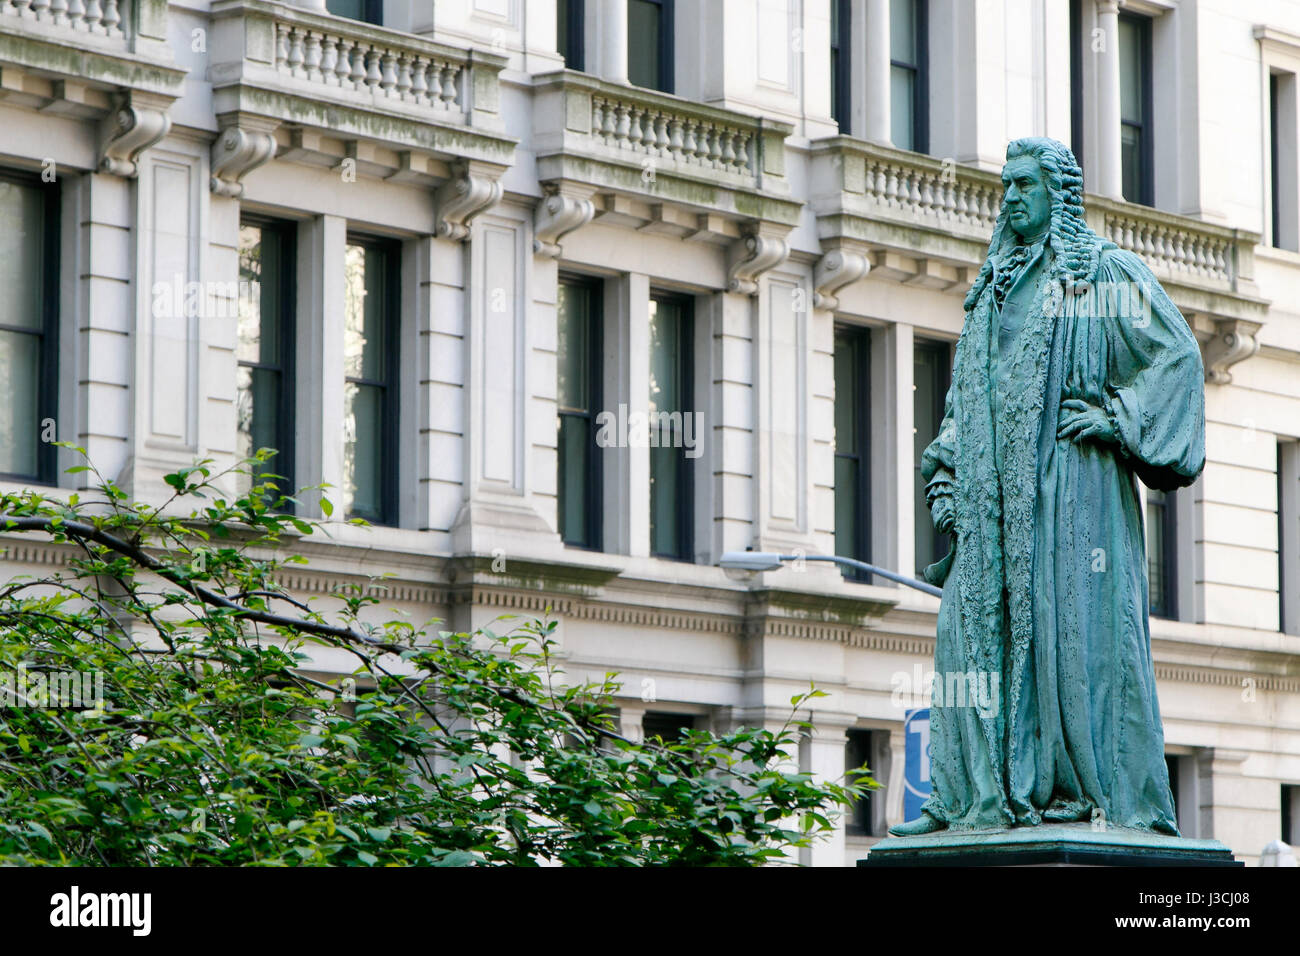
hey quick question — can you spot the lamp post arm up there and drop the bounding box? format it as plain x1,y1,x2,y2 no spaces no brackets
781,554,943,598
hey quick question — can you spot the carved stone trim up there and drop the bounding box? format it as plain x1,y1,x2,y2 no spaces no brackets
727,223,790,295
98,93,172,178
210,119,280,198
813,248,872,310
435,158,505,241
1202,318,1262,385
532,183,596,258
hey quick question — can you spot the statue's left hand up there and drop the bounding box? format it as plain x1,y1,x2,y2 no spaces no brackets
1057,399,1118,445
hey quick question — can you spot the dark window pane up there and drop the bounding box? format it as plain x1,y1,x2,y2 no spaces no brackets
890,0,916,64
345,382,384,522
237,223,293,498
845,729,874,835
642,712,694,744
558,416,591,545
1147,489,1167,617
0,181,44,330
834,327,871,580
1121,125,1142,204
649,295,691,560
628,0,664,91
0,331,39,476
326,0,380,24
890,65,915,151
557,282,590,413
1118,17,1143,124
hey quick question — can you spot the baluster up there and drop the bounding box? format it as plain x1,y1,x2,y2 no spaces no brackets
440,64,459,107
13,0,35,19
427,58,444,104
351,43,369,87
276,22,291,70
31,0,50,21
304,32,323,82
50,0,66,25
627,107,644,150
336,39,356,89
682,121,699,163
614,104,631,144
873,162,887,201
667,118,684,159
737,132,753,172
720,127,735,167
379,51,398,95
400,55,416,99
288,28,307,77
320,36,340,86
705,125,722,169
102,0,119,33
919,173,935,213
84,0,102,32
67,0,84,28
883,165,899,207
654,114,670,156
365,48,383,90
411,56,429,104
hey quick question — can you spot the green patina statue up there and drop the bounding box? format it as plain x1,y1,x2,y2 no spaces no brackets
891,137,1206,836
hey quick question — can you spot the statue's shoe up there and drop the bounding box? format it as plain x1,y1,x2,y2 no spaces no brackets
888,813,946,836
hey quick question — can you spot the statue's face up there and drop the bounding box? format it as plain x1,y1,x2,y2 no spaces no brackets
1001,156,1051,239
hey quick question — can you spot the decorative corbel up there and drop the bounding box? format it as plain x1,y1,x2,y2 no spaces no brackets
813,249,871,311
98,93,172,178
1202,317,1262,385
435,159,505,241
727,223,790,296
533,183,596,258
210,119,279,198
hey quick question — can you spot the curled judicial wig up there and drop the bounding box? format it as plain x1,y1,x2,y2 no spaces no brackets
963,137,1115,311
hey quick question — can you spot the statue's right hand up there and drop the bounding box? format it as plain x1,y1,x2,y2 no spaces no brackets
930,494,955,534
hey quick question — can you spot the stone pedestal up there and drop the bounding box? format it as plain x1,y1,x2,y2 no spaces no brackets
860,823,1240,867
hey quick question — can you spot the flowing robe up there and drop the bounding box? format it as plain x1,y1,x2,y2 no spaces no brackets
918,239,1205,832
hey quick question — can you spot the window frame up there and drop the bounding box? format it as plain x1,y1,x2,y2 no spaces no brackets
648,290,694,563
628,0,675,94
0,167,60,486
556,272,604,552
342,233,401,526
236,215,298,501
1118,10,1154,207
889,0,929,154
834,324,872,583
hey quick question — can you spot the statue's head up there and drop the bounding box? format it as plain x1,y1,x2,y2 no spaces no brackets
964,136,1112,310
1001,153,1052,240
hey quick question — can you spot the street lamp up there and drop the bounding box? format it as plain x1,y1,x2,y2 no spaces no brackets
717,550,942,597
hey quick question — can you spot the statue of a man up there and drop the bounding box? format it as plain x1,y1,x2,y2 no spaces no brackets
892,137,1205,836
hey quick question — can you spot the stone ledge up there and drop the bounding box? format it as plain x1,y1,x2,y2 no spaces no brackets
860,822,1241,867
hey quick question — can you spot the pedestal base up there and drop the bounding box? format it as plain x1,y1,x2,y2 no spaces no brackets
859,823,1240,867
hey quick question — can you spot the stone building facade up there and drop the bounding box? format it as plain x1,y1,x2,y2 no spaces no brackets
0,0,1297,864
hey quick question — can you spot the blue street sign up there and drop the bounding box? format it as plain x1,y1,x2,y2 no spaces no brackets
903,708,931,822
